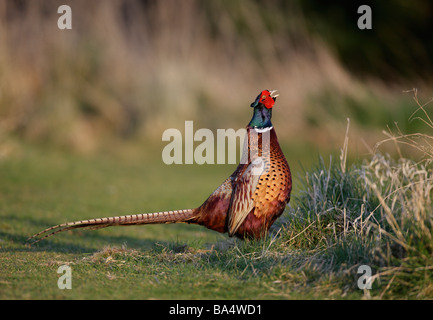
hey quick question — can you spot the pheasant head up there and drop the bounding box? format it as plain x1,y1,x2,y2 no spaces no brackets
248,89,279,129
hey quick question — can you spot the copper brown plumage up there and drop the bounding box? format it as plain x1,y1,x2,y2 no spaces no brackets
28,90,292,244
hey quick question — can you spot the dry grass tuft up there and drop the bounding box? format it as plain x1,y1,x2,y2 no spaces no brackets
280,92,433,298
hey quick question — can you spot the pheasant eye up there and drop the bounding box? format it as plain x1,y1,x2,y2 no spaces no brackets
261,95,267,100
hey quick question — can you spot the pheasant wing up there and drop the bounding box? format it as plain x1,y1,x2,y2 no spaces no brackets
227,158,265,236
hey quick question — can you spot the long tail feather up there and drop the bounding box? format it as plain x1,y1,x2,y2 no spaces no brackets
27,209,196,244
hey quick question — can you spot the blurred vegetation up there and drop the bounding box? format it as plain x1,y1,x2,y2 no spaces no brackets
300,0,433,82
0,0,432,156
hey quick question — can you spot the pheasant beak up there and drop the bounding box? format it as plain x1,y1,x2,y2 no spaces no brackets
269,90,279,101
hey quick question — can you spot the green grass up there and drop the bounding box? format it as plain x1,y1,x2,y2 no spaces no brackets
0,141,319,299
1,115,433,299
0,141,349,300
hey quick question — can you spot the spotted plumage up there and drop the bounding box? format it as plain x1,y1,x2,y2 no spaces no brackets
28,90,292,244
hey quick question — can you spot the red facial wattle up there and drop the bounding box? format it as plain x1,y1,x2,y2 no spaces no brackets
259,90,275,109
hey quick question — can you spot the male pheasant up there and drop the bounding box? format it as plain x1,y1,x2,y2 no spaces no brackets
28,90,292,244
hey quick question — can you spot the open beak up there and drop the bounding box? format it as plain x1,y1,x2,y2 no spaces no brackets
269,90,279,100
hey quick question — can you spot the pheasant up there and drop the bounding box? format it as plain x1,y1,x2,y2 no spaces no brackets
28,90,292,244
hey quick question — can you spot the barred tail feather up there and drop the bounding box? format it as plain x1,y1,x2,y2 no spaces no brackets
27,209,196,244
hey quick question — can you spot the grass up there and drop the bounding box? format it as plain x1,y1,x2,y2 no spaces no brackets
2,103,433,300
1,90,433,299
0,138,327,299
